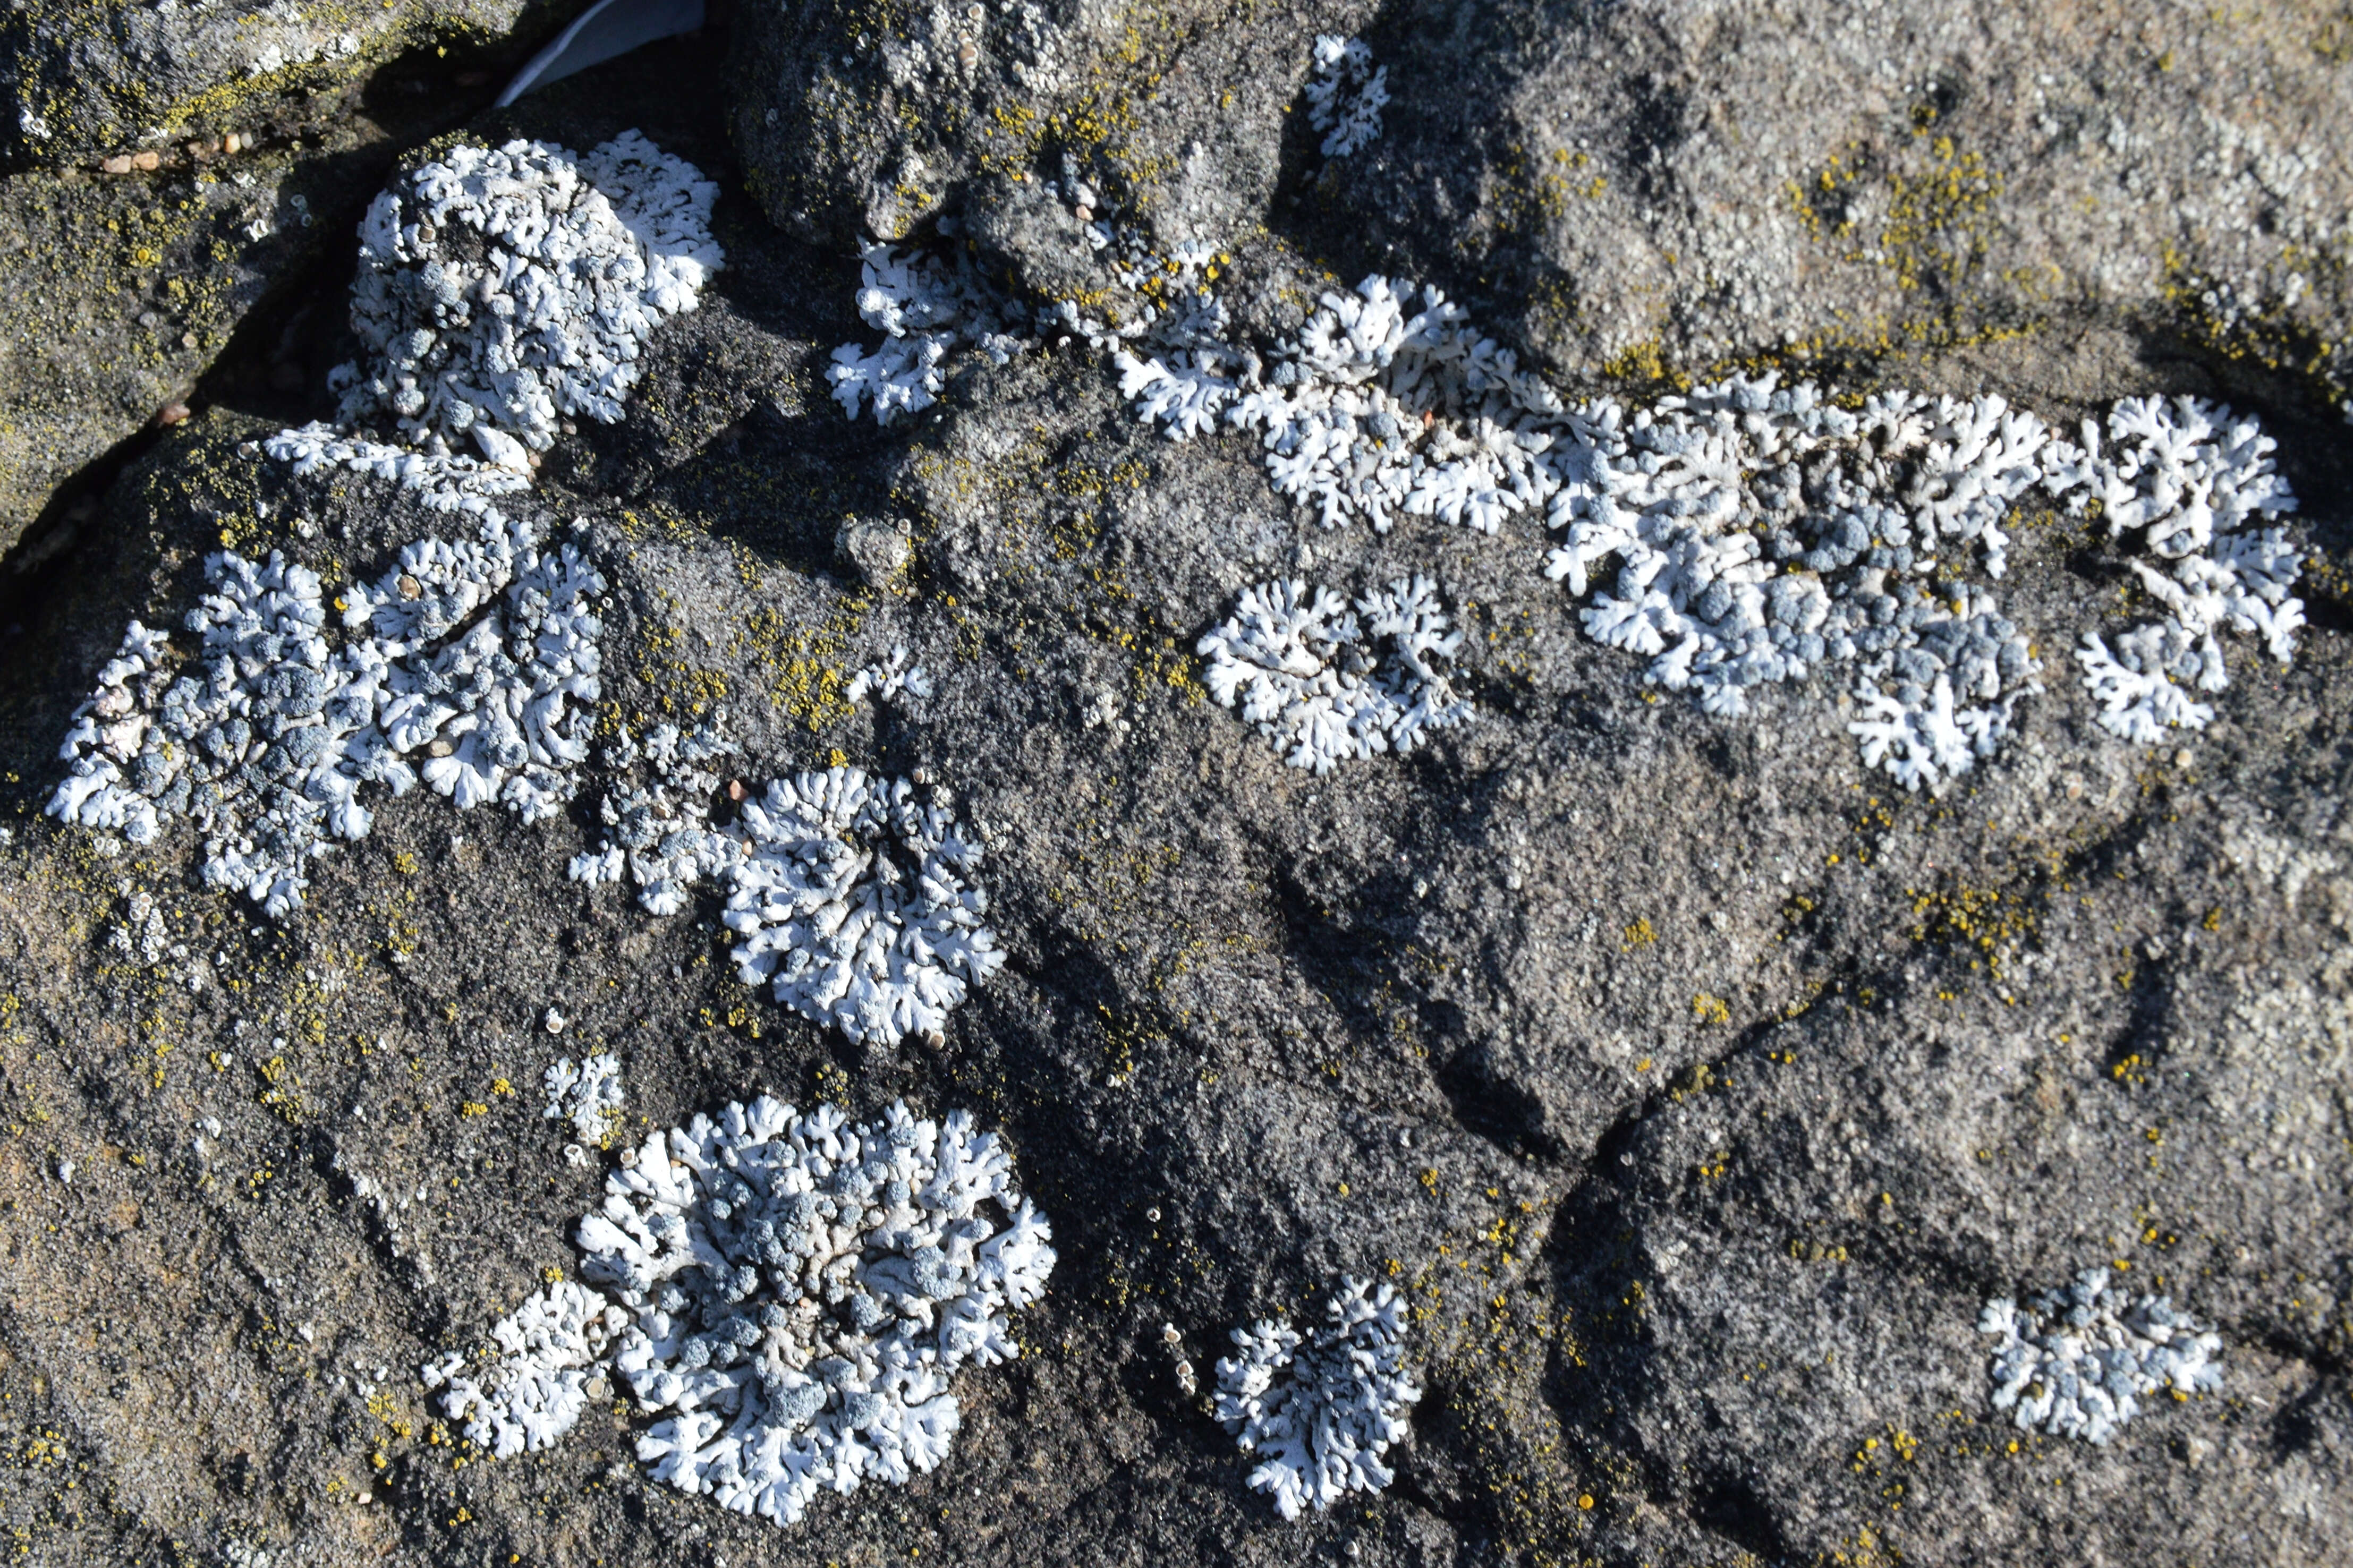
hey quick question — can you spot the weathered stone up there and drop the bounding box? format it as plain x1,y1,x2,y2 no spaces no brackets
733,0,2353,416
0,10,2348,1568
834,512,910,587
0,34,559,563
1,0,561,165
0,151,327,559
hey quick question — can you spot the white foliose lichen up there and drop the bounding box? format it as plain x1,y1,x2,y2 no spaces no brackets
260,426,537,512
568,719,743,918
723,769,1005,1047
829,238,1035,424
211,133,707,906
545,1051,626,1144
1304,36,1388,159
575,1096,1056,1528
48,513,605,915
2069,395,2303,743
1108,268,2304,788
1197,575,1473,772
1129,275,1559,533
1214,1276,1421,1520
846,646,935,706
423,1280,630,1459
567,729,1005,1047
330,132,722,464
1978,1269,2224,1446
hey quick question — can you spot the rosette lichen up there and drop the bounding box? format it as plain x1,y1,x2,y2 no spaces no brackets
575,1096,1056,1526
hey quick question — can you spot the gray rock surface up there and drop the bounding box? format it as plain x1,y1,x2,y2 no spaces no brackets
0,24,590,574
1324,0,2353,400
2,0,561,165
737,0,2353,410
0,141,356,563
0,9,2349,1568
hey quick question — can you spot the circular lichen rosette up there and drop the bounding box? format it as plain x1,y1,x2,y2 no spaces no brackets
576,1096,1056,1527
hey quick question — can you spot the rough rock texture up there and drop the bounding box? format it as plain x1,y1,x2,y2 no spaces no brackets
1330,0,2353,398
0,147,351,565
1,0,563,165
730,0,1361,246
737,0,2353,412
0,10,2349,1568
0,36,549,566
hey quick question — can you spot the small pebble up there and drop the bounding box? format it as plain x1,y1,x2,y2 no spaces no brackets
154,402,191,427
131,150,160,172
223,132,241,155
100,154,133,175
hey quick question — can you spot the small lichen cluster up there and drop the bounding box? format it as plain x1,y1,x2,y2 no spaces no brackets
545,1051,626,1146
423,1281,627,1459
575,1096,1056,1527
570,719,742,917
1214,1276,1421,1520
1119,275,1552,532
1197,575,1472,773
829,238,1035,424
332,132,722,466
49,513,605,915
2071,395,2302,741
723,770,1005,1047
1304,36,1388,159
572,740,1006,1047
846,645,935,706
1978,1270,2224,1445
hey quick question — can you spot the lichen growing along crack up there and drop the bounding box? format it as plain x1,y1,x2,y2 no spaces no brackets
1109,270,2306,783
